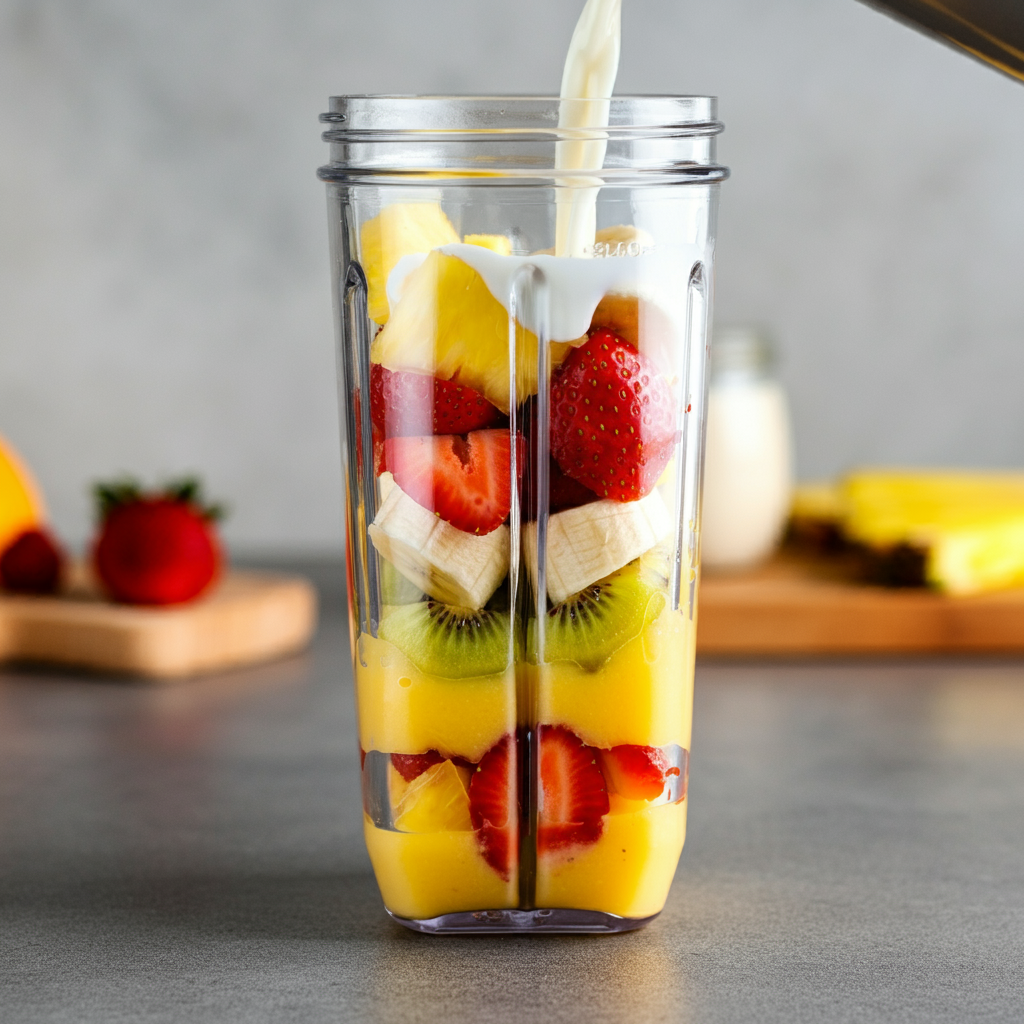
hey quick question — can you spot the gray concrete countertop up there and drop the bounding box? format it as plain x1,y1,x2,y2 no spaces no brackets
3,563,1024,1023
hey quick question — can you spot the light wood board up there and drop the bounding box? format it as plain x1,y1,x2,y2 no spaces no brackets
696,553,1024,655
0,571,318,678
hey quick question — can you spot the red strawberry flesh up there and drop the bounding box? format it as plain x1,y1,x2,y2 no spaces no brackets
370,364,503,438
386,429,511,535
599,744,670,801
550,328,677,502
468,735,518,880
538,725,609,852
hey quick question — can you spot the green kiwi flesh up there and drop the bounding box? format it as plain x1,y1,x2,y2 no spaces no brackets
379,601,510,679
531,558,666,671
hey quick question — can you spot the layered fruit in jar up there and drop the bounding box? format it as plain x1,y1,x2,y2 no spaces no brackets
352,203,695,923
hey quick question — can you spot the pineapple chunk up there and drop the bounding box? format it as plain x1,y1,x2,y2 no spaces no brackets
359,203,459,324
394,759,474,833
463,233,512,255
370,250,571,413
841,471,1024,595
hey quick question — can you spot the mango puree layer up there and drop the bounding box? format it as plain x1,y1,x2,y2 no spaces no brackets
534,606,695,749
355,633,514,762
364,817,517,920
536,800,687,919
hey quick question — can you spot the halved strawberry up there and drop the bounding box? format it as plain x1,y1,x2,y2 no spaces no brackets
538,725,609,852
550,328,677,502
598,744,670,801
386,429,511,535
370,364,503,437
468,735,518,880
390,750,445,782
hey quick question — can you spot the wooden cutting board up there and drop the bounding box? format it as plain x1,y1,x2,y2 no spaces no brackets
697,552,1024,655
0,571,317,679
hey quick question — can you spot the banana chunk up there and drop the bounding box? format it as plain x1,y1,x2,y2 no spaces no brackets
368,473,509,610
524,489,672,605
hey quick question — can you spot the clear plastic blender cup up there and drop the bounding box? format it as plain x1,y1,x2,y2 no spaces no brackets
319,96,726,934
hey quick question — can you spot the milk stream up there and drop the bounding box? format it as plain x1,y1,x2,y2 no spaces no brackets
555,0,622,257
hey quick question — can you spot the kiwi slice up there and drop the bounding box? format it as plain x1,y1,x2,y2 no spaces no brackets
531,558,666,672
378,601,511,679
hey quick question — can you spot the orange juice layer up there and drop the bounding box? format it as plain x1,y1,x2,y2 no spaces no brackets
355,632,514,762
534,606,695,749
536,800,688,919
364,817,517,920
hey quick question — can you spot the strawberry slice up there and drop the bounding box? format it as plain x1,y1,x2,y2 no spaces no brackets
390,750,445,782
468,735,518,880
538,726,609,852
370,364,502,437
386,429,511,535
550,328,677,502
598,744,670,801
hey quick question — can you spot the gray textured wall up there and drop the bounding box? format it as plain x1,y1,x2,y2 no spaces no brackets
2,0,1023,552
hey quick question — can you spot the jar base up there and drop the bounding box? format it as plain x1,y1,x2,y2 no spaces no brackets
387,907,659,935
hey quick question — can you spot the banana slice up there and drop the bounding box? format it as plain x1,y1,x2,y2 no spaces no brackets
523,489,672,605
368,473,509,610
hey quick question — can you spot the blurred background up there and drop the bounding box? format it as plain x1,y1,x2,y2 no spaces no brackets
2,0,1023,556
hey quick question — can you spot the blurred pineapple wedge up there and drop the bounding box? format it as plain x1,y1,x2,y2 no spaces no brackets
793,471,1024,595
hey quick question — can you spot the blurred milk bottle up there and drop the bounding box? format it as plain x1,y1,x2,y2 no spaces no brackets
701,328,793,570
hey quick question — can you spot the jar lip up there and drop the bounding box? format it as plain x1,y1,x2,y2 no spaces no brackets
321,94,721,135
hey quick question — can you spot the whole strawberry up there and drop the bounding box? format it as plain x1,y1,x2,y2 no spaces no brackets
550,328,677,502
0,528,65,595
93,478,223,605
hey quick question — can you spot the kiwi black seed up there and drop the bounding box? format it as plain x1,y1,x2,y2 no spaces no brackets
379,601,511,679
531,559,665,671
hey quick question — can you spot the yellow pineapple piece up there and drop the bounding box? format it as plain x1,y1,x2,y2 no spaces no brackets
359,203,459,324
463,233,512,255
370,250,571,413
841,470,1024,595
791,480,845,524
393,759,474,833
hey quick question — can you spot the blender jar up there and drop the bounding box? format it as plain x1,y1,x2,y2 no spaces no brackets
318,96,727,934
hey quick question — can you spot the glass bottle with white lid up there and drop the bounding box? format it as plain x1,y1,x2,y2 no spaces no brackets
701,327,793,571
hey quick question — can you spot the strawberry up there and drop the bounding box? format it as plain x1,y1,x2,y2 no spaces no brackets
523,455,598,519
550,328,677,502
370,364,502,438
468,735,518,880
92,478,223,605
598,744,671,802
386,429,511,535
0,528,65,595
538,725,609,852
390,750,445,782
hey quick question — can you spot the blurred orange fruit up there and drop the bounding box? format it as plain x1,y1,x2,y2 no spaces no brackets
0,434,46,555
